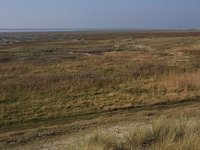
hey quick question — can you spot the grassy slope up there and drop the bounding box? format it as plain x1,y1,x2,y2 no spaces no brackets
0,32,200,148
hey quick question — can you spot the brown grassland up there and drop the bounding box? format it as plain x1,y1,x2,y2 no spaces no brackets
0,31,200,149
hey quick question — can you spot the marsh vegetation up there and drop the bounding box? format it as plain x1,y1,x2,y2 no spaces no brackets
0,31,200,149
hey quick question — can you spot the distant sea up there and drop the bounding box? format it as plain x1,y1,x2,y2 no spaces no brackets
1,28,200,33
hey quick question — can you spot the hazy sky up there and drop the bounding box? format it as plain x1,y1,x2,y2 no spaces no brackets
0,0,200,29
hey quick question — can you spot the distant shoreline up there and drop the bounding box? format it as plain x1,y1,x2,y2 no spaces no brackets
1,28,200,33
0,29,82,33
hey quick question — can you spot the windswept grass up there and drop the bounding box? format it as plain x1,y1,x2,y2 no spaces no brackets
73,116,200,150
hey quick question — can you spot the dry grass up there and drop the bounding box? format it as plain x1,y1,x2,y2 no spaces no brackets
73,116,200,150
173,44,200,56
161,72,200,92
0,32,200,147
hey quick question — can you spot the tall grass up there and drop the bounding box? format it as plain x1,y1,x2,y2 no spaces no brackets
73,117,200,150
161,72,200,92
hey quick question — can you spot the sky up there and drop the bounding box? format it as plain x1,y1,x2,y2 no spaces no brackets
0,0,200,29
